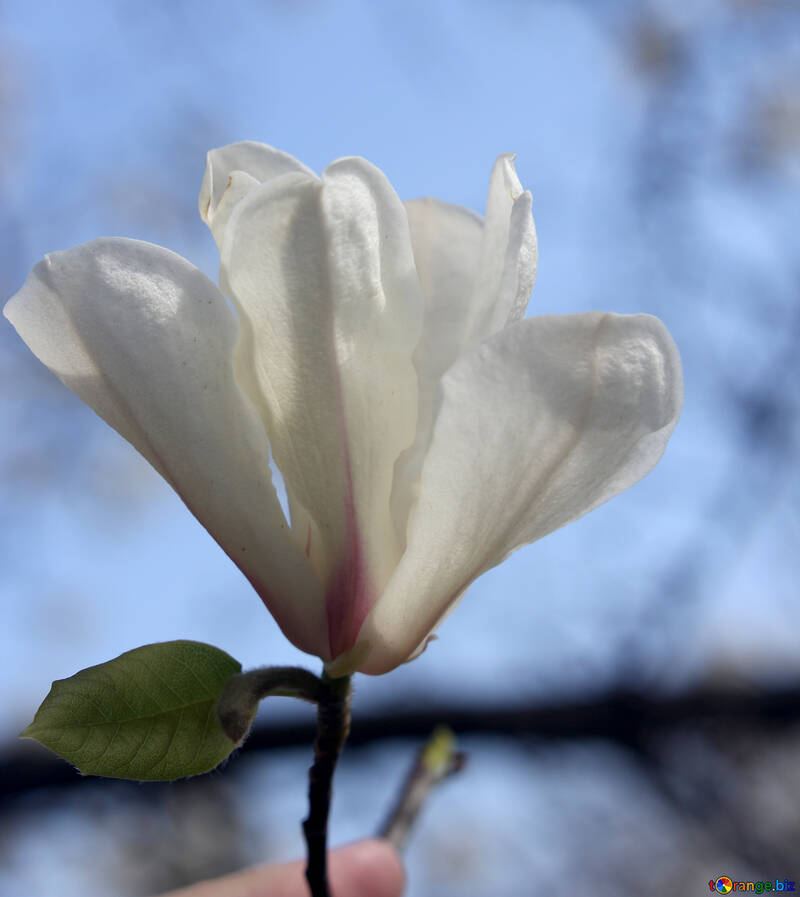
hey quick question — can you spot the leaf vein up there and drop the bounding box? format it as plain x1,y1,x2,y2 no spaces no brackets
152,708,184,778
120,718,156,776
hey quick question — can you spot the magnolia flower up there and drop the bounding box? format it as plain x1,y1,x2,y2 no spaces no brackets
5,143,682,676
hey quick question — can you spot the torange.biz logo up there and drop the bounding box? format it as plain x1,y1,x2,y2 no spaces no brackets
709,878,796,893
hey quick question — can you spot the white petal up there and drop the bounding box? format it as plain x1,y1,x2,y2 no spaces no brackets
4,238,328,659
355,312,683,674
391,160,538,545
220,158,424,659
404,197,484,329
473,153,538,332
405,159,537,379
404,157,537,365
496,187,538,325
403,198,484,392
199,141,315,249
391,198,484,541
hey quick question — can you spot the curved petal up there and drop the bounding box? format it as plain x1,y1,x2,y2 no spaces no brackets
220,158,424,659
404,197,484,326
496,187,538,326
199,141,316,249
403,156,537,373
391,198,484,540
4,238,328,659
391,159,538,545
204,170,261,252
354,312,683,674
473,153,538,333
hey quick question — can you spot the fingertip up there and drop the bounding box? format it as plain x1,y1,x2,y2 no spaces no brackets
329,839,405,897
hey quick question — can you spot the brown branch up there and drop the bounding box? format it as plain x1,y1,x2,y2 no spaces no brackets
302,673,352,897
379,726,466,851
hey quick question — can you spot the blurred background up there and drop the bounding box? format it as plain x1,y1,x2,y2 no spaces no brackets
1,0,799,894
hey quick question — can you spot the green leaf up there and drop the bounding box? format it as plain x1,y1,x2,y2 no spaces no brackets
22,640,242,781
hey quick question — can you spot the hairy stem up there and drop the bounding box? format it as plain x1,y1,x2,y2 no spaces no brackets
302,672,352,897
217,666,325,745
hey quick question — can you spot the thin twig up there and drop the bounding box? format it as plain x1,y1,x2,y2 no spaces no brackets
380,726,466,852
302,673,352,897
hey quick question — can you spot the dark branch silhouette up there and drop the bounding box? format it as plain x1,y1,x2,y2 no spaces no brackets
3,681,799,803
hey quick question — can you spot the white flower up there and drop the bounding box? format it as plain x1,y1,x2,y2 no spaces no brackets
4,142,683,676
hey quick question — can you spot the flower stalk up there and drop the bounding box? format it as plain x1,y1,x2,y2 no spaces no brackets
217,665,325,744
303,672,352,897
